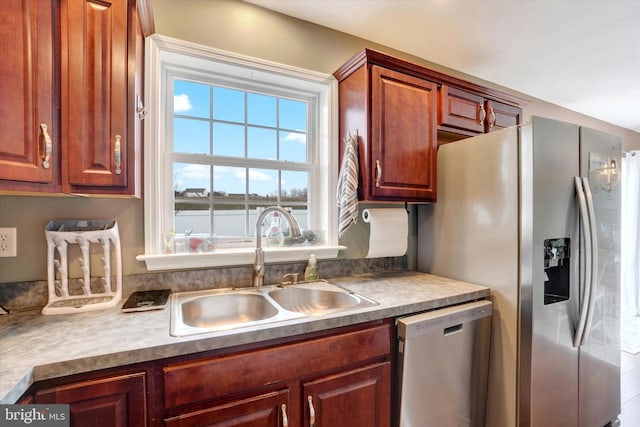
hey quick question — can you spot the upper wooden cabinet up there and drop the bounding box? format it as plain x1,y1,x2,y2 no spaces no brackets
0,0,147,196
439,85,522,135
334,49,525,202
335,50,439,202
0,1,58,193
61,0,135,194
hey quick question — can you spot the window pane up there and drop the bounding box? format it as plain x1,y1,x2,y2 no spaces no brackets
248,127,277,160
213,122,245,157
281,170,308,229
247,93,276,127
173,163,211,235
280,131,306,162
213,166,246,200
213,87,244,123
174,118,210,154
279,99,307,132
248,168,278,204
174,80,210,118
213,166,247,239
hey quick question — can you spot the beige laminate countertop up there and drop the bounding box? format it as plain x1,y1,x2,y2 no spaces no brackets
0,271,490,403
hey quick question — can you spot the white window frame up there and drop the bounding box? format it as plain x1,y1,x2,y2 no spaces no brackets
137,35,343,271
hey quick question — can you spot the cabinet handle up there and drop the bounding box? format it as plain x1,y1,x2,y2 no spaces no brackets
40,123,52,169
281,403,288,427
488,107,496,128
478,105,486,125
114,135,122,175
375,160,382,188
308,396,316,427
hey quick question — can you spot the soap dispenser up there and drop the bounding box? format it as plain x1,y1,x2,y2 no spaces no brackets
304,254,319,281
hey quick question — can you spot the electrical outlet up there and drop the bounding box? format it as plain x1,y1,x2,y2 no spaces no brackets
0,227,17,257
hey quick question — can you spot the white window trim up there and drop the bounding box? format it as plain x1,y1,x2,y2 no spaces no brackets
136,35,343,271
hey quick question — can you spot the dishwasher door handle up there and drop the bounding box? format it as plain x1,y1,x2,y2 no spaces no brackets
443,323,463,336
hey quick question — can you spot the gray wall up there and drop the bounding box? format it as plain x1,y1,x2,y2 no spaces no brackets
1,0,638,283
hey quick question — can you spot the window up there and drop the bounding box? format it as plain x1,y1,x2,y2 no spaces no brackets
171,80,312,246
137,35,341,271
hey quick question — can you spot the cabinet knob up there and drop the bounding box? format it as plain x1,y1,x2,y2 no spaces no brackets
375,160,382,188
488,107,496,128
478,105,487,125
308,396,316,427
114,135,122,175
40,123,52,169
281,403,288,427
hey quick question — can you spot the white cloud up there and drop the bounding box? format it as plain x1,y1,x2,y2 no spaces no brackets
179,164,209,180
281,132,306,144
246,170,272,181
174,94,192,113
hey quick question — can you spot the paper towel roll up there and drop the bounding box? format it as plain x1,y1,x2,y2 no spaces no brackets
362,208,408,258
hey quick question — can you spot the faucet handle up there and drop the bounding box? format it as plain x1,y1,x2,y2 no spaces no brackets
282,273,300,285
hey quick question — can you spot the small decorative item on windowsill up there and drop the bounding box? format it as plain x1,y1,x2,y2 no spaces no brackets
42,220,122,315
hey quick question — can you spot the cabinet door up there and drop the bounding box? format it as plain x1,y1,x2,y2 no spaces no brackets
60,0,133,193
35,372,147,427
371,65,437,201
486,99,521,132
438,85,485,134
302,362,391,427
0,0,57,191
165,389,290,427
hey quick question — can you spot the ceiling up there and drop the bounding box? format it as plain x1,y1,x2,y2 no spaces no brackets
247,0,640,133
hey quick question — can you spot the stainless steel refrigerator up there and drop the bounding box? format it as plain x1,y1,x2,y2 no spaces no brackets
417,116,621,427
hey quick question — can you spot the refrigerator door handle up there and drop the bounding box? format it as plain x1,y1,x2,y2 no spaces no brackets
573,177,592,348
579,176,599,346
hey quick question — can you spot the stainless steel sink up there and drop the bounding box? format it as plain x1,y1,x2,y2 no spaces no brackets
170,281,378,337
181,293,278,328
268,287,363,314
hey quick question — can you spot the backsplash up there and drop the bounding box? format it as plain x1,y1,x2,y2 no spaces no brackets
0,256,407,311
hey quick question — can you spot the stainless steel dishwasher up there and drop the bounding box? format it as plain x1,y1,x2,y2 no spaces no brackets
396,299,492,427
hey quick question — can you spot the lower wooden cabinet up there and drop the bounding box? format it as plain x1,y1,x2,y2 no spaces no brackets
303,362,391,427
163,321,392,427
20,321,392,427
34,372,147,427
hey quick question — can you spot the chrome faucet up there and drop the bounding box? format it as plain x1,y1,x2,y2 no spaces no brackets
253,206,302,287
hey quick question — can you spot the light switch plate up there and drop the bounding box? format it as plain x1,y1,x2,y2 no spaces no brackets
0,227,17,257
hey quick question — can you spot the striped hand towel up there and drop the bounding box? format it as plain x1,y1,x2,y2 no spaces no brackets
336,130,359,238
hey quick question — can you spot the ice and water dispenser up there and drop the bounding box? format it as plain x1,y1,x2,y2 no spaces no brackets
543,238,571,305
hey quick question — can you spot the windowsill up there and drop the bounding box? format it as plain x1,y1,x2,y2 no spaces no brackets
136,245,346,271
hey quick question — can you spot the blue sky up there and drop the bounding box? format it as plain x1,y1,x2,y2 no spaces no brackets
173,80,309,197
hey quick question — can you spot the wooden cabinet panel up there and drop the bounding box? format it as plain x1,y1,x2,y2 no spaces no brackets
0,0,58,191
371,65,438,201
487,99,521,131
35,372,147,427
165,389,290,427
61,0,133,193
303,362,391,427
438,85,485,134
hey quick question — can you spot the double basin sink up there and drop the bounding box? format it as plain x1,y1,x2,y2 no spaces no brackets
170,280,378,337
